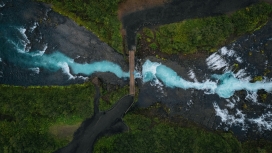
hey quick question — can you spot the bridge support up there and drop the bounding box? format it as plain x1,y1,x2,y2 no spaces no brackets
129,50,135,96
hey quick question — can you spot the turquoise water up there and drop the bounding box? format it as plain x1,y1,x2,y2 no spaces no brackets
0,26,129,79
1,26,272,99
142,60,272,98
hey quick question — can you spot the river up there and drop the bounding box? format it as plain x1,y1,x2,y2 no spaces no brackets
1,0,272,143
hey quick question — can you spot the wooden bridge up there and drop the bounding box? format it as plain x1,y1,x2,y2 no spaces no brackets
129,50,135,96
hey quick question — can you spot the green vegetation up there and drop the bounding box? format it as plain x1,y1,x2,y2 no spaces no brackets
260,93,268,102
253,76,263,82
37,0,124,53
264,68,271,76
233,63,239,71
100,85,129,111
143,27,155,39
94,106,272,153
0,82,132,152
242,140,272,153
149,43,158,50
0,82,95,152
1,83,272,152
94,111,242,153
141,2,272,54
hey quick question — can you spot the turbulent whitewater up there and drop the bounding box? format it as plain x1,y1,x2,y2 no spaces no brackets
1,23,272,132
142,60,272,98
2,26,271,98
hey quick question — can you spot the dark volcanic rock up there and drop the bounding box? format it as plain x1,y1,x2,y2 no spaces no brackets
136,20,272,141
0,0,128,86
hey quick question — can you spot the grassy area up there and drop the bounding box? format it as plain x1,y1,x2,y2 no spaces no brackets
140,2,272,54
0,82,95,152
0,82,133,152
94,112,241,153
99,85,129,111
37,0,124,53
94,106,272,153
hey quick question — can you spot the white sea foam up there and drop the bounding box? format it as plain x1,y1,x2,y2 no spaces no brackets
134,71,142,79
142,60,161,82
8,39,25,53
265,60,268,67
206,53,229,71
213,102,230,123
29,22,38,32
234,69,252,81
225,99,235,109
150,78,164,90
134,59,143,79
31,44,47,56
29,67,40,74
17,27,30,52
220,47,235,57
245,91,258,103
188,69,198,82
249,112,272,131
213,102,247,129
0,2,5,8
18,27,29,42
58,62,89,80
207,47,245,72
226,101,235,109
235,109,247,130
0,58,2,62
58,62,75,80
236,57,243,63
187,100,193,107
142,60,272,98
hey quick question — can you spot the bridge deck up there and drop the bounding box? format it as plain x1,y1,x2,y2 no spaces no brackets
129,51,135,95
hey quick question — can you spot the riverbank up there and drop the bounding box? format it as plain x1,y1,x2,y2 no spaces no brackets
0,0,128,86
122,0,259,50
135,19,272,141
1,0,272,152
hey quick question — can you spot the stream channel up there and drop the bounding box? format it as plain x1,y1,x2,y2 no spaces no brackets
1,0,272,151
